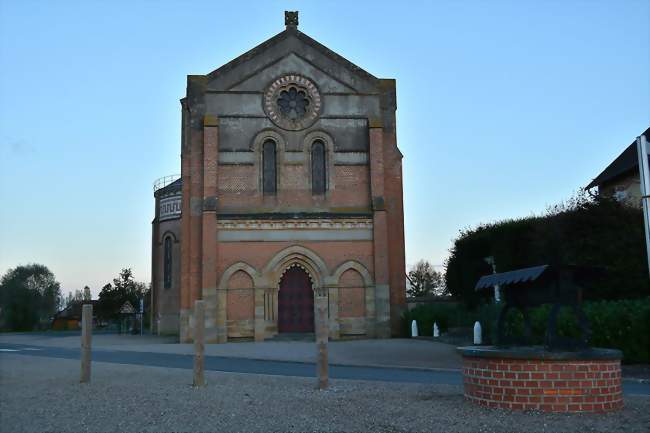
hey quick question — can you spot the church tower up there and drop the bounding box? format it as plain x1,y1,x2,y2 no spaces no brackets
152,11,406,342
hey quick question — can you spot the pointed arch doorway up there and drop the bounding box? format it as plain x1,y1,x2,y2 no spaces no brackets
278,265,315,333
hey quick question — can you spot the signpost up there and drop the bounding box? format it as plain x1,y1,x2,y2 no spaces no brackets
637,134,650,278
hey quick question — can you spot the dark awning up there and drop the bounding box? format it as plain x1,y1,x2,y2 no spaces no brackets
475,265,548,291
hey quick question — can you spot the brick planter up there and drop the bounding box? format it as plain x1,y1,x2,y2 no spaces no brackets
457,346,623,413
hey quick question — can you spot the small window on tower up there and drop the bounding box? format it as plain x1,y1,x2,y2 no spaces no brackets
164,237,172,289
311,140,326,195
263,140,277,194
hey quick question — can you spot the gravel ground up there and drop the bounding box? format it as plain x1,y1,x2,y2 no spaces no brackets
1,354,649,433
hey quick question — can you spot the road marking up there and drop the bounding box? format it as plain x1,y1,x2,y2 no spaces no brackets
23,348,42,351
0,349,19,352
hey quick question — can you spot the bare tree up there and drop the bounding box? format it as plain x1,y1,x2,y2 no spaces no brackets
407,260,444,297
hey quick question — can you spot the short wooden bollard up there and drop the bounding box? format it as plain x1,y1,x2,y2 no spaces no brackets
315,295,329,390
193,300,206,387
80,304,92,383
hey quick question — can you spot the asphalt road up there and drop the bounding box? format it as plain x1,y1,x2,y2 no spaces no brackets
2,341,649,396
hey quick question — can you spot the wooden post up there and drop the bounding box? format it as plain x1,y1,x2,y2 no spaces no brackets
315,293,329,389
80,304,92,383
193,300,206,387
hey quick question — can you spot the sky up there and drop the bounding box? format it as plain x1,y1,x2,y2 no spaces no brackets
1,0,648,298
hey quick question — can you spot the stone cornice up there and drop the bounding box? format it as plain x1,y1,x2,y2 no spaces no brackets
217,218,372,230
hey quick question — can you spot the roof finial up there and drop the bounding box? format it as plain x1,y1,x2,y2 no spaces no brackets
285,11,298,29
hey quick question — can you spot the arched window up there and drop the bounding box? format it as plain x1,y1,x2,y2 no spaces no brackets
262,139,277,194
163,237,172,289
311,140,326,195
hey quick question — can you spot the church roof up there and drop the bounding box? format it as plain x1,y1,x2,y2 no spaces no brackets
199,12,382,92
586,127,649,189
206,28,378,85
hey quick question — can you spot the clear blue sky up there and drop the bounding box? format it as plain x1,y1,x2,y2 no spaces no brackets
1,0,648,297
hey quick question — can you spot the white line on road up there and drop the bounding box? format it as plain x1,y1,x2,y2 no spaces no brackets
0,349,19,352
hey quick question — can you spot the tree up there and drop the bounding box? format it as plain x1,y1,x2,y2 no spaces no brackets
407,260,444,297
444,191,649,307
65,289,84,307
96,268,147,321
0,264,62,331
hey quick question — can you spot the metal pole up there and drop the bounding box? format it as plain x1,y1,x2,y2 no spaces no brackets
80,304,92,383
193,300,206,387
637,134,650,278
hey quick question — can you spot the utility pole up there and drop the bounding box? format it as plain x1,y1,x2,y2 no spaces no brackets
637,133,650,278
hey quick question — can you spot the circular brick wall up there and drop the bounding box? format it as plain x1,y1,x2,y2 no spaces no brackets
458,347,623,413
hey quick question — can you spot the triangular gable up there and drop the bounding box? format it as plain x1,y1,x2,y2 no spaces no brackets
203,29,380,94
229,52,356,93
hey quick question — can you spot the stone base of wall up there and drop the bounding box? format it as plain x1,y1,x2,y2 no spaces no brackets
458,346,623,413
157,313,180,336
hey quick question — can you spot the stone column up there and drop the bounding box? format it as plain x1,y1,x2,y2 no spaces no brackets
179,101,192,342
369,120,391,338
203,116,222,343
327,285,340,340
193,300,206,387
254,287,266,341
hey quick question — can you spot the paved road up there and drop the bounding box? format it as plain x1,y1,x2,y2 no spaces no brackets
2,342,649,396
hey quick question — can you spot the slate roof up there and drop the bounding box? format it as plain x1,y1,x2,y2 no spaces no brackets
586,127,650,189
475,265,549,290
205,27,379,86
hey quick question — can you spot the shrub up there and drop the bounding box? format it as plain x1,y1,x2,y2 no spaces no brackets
471,298,650,364
401,303,473,336
444,193,648,308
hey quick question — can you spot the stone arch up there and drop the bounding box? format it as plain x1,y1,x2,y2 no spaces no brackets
251,129,287,195
215,262,261,292
225,270,255,338
303,130,335,192
262,245,329,290
332,261,373,336
331,260,373,287
159,230,178,244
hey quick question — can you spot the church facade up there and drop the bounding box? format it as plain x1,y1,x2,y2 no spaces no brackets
151,12,406,343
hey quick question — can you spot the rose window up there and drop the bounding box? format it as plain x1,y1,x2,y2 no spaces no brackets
264,75,321,131
277,87,310,120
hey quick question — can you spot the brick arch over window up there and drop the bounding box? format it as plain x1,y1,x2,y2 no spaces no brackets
303,130,335,192
252,129,286,196
226,270,255,338
332,261,373,336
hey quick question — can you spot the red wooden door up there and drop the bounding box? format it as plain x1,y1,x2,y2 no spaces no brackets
278,266,314,333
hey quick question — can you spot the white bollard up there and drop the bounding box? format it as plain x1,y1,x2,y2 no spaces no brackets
433,322,440,338
473,321,482,345
411,320,418,337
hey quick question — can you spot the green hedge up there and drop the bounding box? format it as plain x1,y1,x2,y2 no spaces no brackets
444,194,648,308
401,303,473,336
404,298,650,364
476,298,650,364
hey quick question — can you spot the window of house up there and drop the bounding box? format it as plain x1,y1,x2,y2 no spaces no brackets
311,140,326,195
263,140,277,194
163,237,172,289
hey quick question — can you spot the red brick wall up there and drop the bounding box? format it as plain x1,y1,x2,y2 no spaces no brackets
226,270,254,321
462,356,623,413
338,269,365,318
